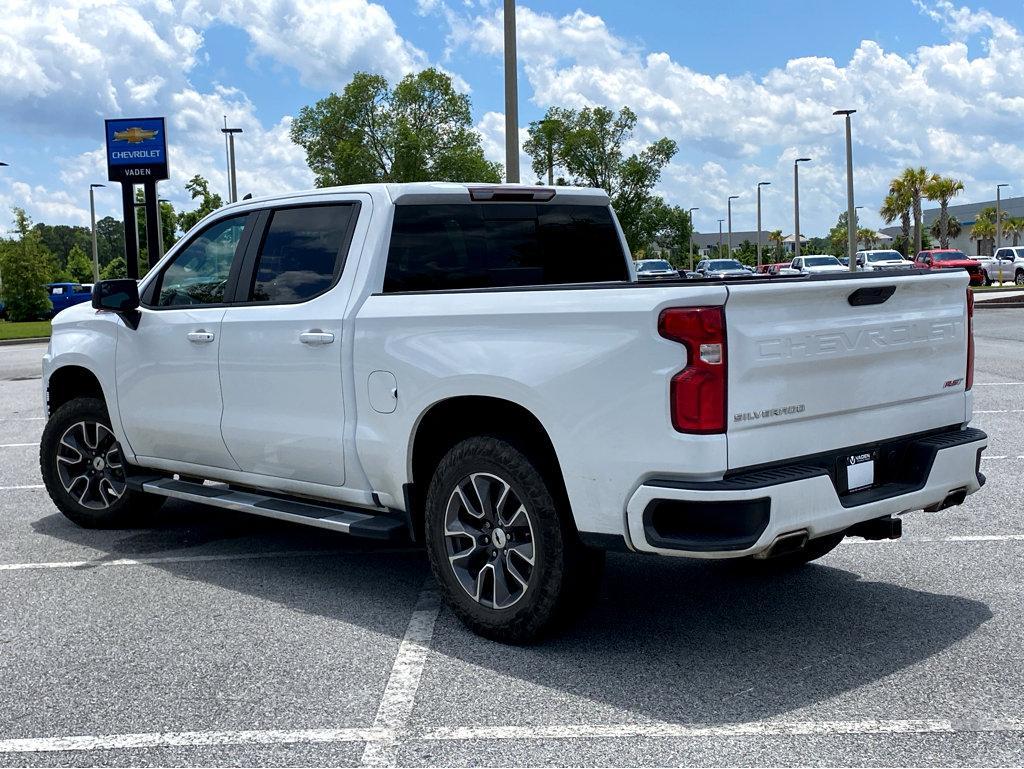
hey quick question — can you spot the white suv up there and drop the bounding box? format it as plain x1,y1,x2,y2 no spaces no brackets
856,249,912,271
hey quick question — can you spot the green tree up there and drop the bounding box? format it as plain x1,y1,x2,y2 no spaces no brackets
524,106,677,250
66,244,94,283
768,229,784,261
0,208,53,321
30,223,91,271
931,215,961,242
894,167,931,257
922,175,964,249
95,216,125,268
880,180,913,256
177,175,224,234
291,69,501,186
651,203,694,268
100,255,128,280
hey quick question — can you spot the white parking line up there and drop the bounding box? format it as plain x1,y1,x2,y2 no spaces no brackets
975,409,1024,414
0,727,386,754
0,416,44,421
0,442,38,448
844,534,1024,545
361,584,441,767
0,484,44,491
973,382,1024,386
2,717,1023,755
0,550,370,571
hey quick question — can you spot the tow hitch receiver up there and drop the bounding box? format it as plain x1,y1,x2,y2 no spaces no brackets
846,515,902,541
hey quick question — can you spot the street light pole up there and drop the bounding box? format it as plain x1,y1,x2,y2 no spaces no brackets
221,126,242,203
89,184,105,282
756,181,770,268
503,0,520,183
996,183,1009,251
717,218,724,256
833,109,858,271
727,195,739,255
687,207,699,271
794,157,811,259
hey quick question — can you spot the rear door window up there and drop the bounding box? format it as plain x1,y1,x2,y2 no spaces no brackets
247,204,358,303
384,203,629,293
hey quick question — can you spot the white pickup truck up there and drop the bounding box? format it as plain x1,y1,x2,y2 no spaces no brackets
981,246,1024,285
41,183,987,642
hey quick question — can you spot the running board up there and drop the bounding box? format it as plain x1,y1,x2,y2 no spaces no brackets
136,477,407,541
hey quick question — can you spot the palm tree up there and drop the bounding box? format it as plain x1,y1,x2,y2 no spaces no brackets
930,215,961,242
857,227,878,249
880,182,912,256
970,214,996,256
1004,216,1024,246
922,174,964,248
768,229,784,261
899,167,930,257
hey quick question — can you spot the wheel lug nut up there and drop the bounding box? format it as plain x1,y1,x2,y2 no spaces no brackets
490,549,497,558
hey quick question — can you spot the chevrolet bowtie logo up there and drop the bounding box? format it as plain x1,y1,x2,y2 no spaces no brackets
112,127,159,144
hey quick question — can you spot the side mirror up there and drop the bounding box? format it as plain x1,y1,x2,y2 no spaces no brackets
92,279,141,329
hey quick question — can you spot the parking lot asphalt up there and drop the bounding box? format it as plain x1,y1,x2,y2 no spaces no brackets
0,310,1022,767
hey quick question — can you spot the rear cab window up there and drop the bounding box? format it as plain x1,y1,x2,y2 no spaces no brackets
245,204,358,303
383,203,629,292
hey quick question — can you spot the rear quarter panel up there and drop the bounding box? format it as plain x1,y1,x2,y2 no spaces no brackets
353,284,728,537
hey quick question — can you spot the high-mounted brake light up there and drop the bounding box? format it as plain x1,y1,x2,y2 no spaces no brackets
468,186,556,202
658,307,727,434
966,288,975,391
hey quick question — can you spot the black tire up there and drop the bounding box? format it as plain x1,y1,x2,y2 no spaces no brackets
424,436,603,644
40,397,164,528
1016,269,1024,287
984,273,993,286
744,531,846,569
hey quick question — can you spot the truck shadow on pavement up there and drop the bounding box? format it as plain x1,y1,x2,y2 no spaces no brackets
33,500,992,727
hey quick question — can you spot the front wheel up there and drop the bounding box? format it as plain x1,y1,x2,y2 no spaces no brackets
40,397,164,528
1016,269,1024,286
424,436,603,643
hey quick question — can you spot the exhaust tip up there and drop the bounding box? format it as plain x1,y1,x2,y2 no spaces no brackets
756,530,809,559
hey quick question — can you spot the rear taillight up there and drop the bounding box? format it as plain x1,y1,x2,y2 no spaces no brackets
658,307,727,434
966,288,974,391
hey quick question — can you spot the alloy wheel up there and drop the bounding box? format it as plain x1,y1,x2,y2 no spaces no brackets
55,421,126,510
443,472,536,610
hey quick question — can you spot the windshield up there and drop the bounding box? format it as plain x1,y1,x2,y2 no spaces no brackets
866,251,903,262
638,260,672,271
805,256,841,267
932,251,968,262
708,260,744,270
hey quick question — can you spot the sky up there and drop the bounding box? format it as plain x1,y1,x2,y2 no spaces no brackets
3,0,1024,239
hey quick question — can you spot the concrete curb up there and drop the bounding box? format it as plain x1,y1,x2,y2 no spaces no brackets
0,337,49,347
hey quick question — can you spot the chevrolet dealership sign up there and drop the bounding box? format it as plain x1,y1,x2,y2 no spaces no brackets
105,117,168,182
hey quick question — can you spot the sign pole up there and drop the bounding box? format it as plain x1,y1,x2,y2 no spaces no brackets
121,182,139,280
142,180,160,273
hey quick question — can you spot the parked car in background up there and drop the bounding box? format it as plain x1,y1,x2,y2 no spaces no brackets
635,259,679,281
694,259,755,278
856,250,913,271
767,261,795,275
980,247,1024,285
790,255,848,274
914,250,985,286
46,283,93,317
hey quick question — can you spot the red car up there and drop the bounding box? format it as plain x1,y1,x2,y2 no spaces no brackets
913,249,985,286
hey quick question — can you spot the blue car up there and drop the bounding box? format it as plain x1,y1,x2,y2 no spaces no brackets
46,283,93,317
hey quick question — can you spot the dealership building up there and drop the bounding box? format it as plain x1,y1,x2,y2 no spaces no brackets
880,195,1024,255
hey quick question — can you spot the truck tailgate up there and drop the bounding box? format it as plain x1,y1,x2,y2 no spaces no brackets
725,271,970,469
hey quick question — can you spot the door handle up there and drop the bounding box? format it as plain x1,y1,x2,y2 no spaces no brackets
186,330,215,344
299,330,335,346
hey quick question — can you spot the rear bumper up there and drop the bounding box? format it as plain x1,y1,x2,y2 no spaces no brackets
626,427,987,558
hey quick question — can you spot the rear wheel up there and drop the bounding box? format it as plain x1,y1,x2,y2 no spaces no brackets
424,436,603,643
40,397,164,528
1016,268,1024,286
